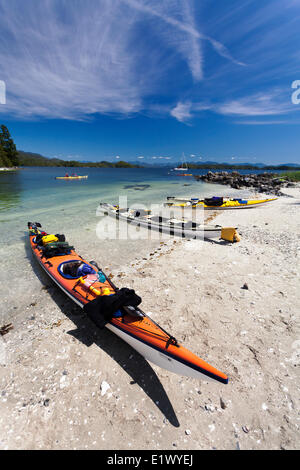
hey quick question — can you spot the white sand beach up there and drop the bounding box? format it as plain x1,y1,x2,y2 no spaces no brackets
0,187,299,450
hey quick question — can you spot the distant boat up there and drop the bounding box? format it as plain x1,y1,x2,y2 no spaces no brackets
173,152,188,171
55,175,88,180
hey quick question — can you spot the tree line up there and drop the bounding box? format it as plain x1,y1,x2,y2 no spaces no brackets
0,125,19,167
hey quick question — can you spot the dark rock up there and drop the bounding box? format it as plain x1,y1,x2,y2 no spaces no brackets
220,397,227,409
193,171,286,195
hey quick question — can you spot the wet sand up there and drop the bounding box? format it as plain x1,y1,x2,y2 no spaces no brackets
0,187,299,450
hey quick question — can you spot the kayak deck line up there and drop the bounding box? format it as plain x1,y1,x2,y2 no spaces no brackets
27,222,229,384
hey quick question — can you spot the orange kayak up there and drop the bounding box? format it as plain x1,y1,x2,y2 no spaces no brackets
28,222,228,384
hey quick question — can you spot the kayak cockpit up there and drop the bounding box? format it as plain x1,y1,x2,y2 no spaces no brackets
57,260,95,279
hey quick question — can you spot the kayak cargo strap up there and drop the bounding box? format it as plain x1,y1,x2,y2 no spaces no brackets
166,336,179,349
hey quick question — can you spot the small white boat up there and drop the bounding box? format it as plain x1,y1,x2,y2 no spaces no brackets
173,152,188,171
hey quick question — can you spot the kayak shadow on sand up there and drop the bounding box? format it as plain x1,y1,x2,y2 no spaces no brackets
205,238,235,246
24,236,180,428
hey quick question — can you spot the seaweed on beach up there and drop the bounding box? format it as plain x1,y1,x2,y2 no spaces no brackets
0,323,13,336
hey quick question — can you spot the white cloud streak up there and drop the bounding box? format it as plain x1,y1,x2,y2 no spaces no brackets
123,0,245,73
170,102,193,122
217,93,292,116
2,0,296,125
0,0,149,119
0,0,245,120
170,90,297,124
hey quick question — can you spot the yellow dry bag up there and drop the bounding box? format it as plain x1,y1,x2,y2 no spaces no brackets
42,234,59,246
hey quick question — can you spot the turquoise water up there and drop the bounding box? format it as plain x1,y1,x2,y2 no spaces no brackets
0,166,271,215
0,166,271,245
0,166,222,234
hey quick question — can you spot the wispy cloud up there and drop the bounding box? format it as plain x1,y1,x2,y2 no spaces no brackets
170,102,193,122
170,89,297,123
170,100,212,122
0,0,147,119
0,0,246,120
0,0,299,126
123,0,245,77
122,0,204,80
217,92,292,117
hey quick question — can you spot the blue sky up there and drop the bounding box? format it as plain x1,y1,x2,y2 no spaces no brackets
0,0,300,164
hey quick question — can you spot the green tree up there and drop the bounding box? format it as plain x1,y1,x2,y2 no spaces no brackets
0,125,19,166
0,141,12,167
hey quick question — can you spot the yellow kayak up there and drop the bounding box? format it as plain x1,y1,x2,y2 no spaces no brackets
165,196,278,210
55,175,88,180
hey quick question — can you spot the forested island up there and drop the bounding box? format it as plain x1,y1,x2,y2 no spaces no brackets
17,151,141,168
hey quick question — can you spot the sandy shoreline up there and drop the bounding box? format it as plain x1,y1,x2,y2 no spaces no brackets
0,187,299,450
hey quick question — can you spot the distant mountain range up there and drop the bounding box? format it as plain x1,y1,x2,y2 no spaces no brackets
183,161,300,170
130,160,300,170
17,150,300,170
17,151,141,168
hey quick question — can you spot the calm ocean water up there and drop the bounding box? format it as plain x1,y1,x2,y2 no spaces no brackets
0,166,278,242
0,166,275,213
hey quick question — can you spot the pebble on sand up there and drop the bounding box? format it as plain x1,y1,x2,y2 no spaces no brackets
100,381,110,396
